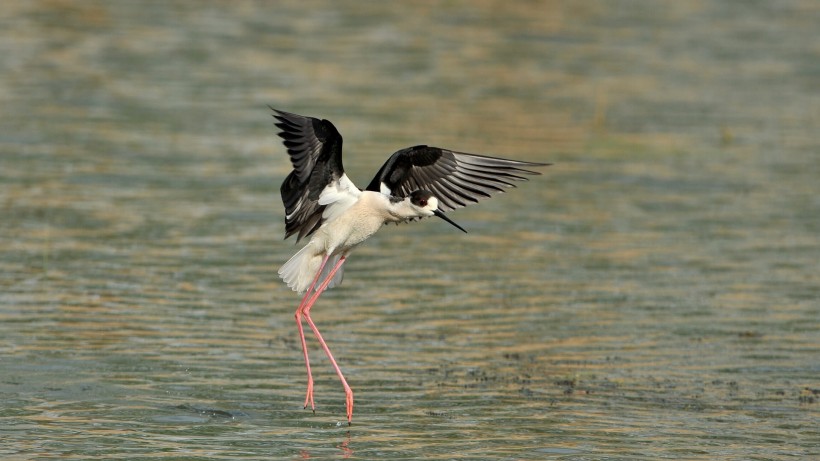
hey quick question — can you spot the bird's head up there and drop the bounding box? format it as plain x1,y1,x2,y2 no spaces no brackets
407,190,467,233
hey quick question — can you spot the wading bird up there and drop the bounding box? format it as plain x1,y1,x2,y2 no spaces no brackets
271,108,547,423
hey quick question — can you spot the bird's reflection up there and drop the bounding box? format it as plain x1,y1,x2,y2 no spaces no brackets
297,431,353,459
337,434,353,458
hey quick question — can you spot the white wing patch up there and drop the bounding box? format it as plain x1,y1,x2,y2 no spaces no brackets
285,196,306,220
319,173,361,222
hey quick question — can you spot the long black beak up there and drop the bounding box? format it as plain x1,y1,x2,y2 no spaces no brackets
434,209,467,233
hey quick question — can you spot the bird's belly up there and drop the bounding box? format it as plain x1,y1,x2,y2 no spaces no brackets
319,213,384,254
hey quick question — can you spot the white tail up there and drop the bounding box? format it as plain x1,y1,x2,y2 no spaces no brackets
278,243,345,294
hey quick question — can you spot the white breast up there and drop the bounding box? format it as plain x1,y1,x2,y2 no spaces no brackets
315,191,392,254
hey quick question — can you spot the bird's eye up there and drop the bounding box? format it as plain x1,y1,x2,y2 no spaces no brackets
418,199,427,207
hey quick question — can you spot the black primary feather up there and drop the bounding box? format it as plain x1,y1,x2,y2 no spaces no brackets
365,145,548,212
272,108,346,242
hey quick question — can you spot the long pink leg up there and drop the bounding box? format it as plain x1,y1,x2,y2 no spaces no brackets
301,255,354,423
295,253,332,412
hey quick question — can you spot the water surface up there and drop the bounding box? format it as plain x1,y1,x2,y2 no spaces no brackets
1,1,818,459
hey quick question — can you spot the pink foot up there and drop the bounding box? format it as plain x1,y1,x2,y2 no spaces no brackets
344,385,354,424
304,377,315,412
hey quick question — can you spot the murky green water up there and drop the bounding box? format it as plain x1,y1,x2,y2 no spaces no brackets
1,1,818,459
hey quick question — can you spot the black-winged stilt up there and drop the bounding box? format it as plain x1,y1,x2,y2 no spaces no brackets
271,108,548,423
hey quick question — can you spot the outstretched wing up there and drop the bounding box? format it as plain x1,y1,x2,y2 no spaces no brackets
272,108,349,241
365,145,548,212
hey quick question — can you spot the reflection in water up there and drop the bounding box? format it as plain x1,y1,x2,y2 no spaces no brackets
337,435,353,458
299,433,352,458
1,1,818,459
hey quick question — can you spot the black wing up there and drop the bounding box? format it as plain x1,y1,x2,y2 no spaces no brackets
272,108,345,241
365,145,548,212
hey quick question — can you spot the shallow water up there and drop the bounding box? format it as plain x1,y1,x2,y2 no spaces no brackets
1,1,818,459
